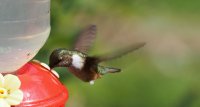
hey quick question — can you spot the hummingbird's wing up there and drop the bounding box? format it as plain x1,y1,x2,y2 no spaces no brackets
93,42,146,63
73,25,97,53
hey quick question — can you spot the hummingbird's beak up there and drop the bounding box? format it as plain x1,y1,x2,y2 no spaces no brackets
49,66,53,69
49,65,53,69
49,62,55,69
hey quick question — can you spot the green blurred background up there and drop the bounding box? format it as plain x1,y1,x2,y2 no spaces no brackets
35,0,200,107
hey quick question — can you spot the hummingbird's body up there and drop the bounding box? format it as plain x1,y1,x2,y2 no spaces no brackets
49,25,145,83
50,49,120,82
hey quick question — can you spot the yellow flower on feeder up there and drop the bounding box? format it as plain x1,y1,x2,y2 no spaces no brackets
0,73,23,107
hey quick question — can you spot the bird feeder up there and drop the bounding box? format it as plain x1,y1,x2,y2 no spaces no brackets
15,61,68,107
0,0,68,106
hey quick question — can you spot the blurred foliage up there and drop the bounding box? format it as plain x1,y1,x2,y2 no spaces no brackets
35,0,200,107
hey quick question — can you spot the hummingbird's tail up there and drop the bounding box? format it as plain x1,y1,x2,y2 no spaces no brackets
98,65,121,75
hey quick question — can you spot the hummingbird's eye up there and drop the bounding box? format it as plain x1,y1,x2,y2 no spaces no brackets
58,56,63,60
58,57,63,60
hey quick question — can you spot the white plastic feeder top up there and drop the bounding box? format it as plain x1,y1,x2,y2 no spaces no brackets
0,0,50,73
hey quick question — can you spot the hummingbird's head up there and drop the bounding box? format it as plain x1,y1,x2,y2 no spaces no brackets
49,48,72,69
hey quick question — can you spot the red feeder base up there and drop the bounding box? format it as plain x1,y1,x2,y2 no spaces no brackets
14,61,68,107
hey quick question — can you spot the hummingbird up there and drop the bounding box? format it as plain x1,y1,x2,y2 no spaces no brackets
49,25,145,83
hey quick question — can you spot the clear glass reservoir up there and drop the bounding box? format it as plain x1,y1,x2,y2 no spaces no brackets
0,0,50,73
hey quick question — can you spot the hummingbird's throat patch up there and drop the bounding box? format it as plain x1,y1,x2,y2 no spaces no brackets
72,54,85,69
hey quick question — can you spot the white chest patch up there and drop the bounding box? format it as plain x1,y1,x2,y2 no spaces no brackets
72,54,85,69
